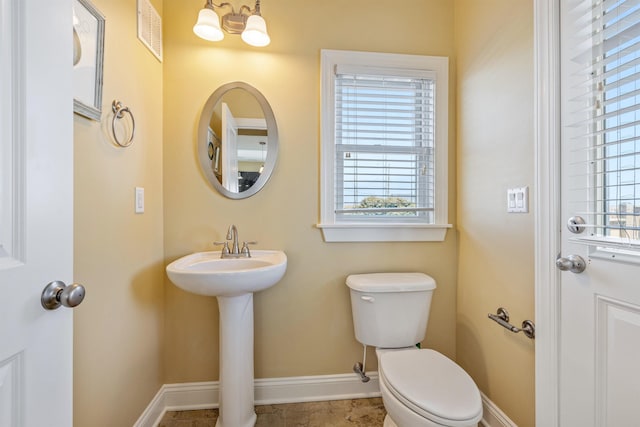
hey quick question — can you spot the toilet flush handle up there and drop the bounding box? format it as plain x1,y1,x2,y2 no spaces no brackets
360,295,375,303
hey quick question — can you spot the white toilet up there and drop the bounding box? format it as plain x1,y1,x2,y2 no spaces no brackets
346,272,483,427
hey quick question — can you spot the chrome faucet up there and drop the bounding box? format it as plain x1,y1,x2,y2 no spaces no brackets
227,224,240,255
214,224,257,258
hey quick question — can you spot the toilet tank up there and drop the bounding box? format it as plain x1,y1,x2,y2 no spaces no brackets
346,273,436,348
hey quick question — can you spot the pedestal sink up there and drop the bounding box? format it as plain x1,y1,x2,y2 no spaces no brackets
166,250,287,427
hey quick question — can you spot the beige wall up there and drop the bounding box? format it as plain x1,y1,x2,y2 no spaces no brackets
162,0,458,382
69,0,538,424
73,0,164,426
455,1,535,426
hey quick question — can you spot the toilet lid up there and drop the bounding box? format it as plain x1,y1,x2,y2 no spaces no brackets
346,272,436,293
380,349,482,426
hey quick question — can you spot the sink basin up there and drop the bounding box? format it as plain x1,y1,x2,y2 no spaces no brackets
166,250,287,297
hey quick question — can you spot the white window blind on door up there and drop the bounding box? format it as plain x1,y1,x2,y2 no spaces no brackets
566,0,640,250
334,69,435,222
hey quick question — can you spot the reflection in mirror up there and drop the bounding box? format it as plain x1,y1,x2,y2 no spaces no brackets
198,82,278,199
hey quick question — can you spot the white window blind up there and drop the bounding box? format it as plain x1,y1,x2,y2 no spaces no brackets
334,71,435,222
566,0,640,251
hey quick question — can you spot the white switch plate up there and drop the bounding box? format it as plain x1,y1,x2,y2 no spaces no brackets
135,187,144,214
507,186,528,213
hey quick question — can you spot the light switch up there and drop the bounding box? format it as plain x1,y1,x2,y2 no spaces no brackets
135,187,144,214
507,187,529,213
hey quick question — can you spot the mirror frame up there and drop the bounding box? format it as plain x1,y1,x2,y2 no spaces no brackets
197,81,279,199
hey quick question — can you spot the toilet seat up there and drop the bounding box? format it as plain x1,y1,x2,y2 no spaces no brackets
379,349,482,427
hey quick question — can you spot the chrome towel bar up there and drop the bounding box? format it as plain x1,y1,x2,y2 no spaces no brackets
488,307,535,339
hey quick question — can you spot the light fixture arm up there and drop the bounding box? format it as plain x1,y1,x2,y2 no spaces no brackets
205,1,232,12
202,0,260,17
238,4,252,15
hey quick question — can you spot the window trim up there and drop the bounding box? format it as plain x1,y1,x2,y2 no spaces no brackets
317,49,450,242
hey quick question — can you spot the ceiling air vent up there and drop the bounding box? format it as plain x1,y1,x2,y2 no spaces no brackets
137,0,162,62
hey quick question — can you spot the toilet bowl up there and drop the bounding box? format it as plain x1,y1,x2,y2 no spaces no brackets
346,273,483,427
378,348,482,427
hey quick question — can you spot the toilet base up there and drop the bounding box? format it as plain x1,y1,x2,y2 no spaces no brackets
383,414,398,427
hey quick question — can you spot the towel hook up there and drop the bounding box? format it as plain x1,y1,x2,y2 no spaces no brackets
111,100,135,147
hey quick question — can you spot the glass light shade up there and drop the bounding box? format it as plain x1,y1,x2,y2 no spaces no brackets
241,14,270,47
193,8,224,42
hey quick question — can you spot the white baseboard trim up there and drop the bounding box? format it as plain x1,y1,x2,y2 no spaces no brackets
480,391,518,427
133,373,381,427
134,375,518,427
255,372,381,404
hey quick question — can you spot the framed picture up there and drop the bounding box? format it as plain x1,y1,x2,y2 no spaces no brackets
73,0,105,121
208,128,222,176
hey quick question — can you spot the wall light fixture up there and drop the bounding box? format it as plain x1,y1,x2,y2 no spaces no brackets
193,0,270,47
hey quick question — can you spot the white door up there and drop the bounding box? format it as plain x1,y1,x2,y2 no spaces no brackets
559,0,640,425
0,0,75,426
221,102,239,192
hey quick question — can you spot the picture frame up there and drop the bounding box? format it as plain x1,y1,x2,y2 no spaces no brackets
208,128,222,176
72,0,105,121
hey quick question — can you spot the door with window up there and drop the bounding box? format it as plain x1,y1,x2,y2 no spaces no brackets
0,0,74,425
559,0,640,425
221,102,239,193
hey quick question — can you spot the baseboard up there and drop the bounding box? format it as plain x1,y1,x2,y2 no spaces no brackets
255,372,381,404
480,391,518,427
133,385,167,427
134,375,518,427
133,373,381,427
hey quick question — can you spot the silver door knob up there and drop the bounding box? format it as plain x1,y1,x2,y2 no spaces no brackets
41,280,86,310
556,254,586,274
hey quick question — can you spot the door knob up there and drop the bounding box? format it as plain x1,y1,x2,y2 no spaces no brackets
41,280,86,310
556,254,586,274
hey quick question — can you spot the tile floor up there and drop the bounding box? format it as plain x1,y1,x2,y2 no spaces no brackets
158,397,386,426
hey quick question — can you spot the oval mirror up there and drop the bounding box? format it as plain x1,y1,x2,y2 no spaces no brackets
198,82,279,199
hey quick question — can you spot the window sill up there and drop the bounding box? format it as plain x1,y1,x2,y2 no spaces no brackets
316,223,451,242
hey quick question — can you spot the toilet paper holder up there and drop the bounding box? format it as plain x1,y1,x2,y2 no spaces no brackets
488,307,535,339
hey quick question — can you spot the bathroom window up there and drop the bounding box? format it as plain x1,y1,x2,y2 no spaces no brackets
318,50,450,242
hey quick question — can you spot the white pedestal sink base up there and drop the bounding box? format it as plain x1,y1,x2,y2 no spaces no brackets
216,293,257,427
165,250,288,427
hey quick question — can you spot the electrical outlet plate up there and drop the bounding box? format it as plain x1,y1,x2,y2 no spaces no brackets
507,187,528,213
